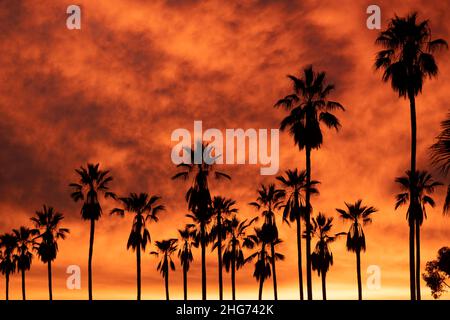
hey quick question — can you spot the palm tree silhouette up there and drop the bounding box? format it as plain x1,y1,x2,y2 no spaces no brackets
111,193,165,300
222,215,257,300
336,200,378,300
210,196,238,300
249,184,285,300
311,212,344,300
245,227,279,300
69,163,115,300
431,113,450,213
178,224,196,300
277,169,319,299
275,65,345,299
31,205,69,300
151,239,178,300
375,12,448,299
0,233,17,301
13,226,38,300
395,170,442,299
172,142,230,300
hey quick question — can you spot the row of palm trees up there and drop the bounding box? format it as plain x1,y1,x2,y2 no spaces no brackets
0,166,443,301
0,206,69,300
0,11,449,301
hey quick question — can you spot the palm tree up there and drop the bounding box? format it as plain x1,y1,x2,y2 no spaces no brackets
210,196,238,300
249,184,285,300
431,113,450,213
311,213,344,300
395,170,442,300
151,239,178,300
0,233,17,301
69,163,115,300
178,224,196,300
111,193,164,300
31,205,69,300
275,65,345,299
375,12,448,299
245,227,283,300
13,226,38,300
336,200,378,300
172,142,230,300
277,169,319,300
222,215,257,300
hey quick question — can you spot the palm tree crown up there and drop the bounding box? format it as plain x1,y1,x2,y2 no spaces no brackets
431,113,450,213
0,233,17,300
277,169,319,224
274,65,345,151
311,213,343,277
13,226,38,300
111,193,165,251
375,12,448,98
151,238,178,300
336,200,377,253
31,206,69,264
70,163,116,221
395,170,442,225
222,215,257,300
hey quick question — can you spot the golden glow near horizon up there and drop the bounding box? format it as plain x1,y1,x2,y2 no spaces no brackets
0,0,449,300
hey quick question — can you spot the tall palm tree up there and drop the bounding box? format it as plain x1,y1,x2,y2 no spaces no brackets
151,239,178,300
210,196,238,300
31,205,69,300
431,113,450,213
395,170,442,300
275,65,345,299
375,12,448,299
69,163,115,300
336,200,378,300
178,224,196,300
222,215,257,300
245,227,284,300
0,233,17,301
249,184,285,300
111,193,164,300
277,168,319,300
13,226,38,300
172,142,230,300
311,213,344,300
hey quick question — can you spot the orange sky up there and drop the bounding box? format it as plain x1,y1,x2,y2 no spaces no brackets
0,0,449,300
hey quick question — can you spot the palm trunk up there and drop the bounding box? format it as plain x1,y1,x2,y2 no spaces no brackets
416,220,421,300
409,220,416,300
5,273,9,301
231,241,236,300
183,263,188,300
48,261,53,301
217,213,223,300
201,222,207,300
258,247,265,300
356,250,362,300
165,267,170,301
321,271,327,300
22,269,26,300
271,243,278,300
88,219,95,301
296,216,304,300
305,146,313,300
258,278,264,300
137,242,141,300
408,90,417,301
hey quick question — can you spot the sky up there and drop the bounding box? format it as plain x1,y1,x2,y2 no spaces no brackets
0,0,449,300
